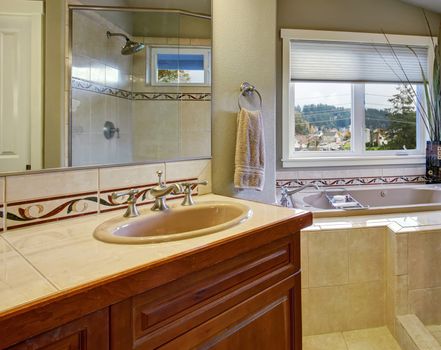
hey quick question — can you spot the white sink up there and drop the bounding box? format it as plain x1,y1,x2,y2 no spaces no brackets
93,201,252,244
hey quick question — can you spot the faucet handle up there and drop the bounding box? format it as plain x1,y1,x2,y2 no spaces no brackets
180,180,208,206
111,189,140,217
111,189,139,203
156,170,165,188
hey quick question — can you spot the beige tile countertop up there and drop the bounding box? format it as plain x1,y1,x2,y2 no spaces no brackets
0,194,307,315
305,209,441,233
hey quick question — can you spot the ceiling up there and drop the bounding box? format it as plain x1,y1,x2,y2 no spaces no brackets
401,0,441,13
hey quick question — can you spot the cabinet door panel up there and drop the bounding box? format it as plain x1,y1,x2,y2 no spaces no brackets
159,275,296,350
8,309,109,350
199,297,291,350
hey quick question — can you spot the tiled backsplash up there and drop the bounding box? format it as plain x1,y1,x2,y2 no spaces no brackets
0,159,211,232
276,166,427,189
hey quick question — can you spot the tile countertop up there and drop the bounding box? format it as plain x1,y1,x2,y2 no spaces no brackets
305,208,441,233
0,194,306,315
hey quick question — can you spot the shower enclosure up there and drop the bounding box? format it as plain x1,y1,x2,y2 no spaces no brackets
69,6,212,167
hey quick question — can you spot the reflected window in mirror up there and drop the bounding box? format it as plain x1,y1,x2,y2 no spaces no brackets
151,47,211,86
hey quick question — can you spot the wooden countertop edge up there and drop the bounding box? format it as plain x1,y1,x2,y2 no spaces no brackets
0,211,312,348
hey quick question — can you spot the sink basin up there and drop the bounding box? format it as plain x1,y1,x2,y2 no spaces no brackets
93,201,252,244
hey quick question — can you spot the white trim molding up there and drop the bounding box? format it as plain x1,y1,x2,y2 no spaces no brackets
281,29,435,169
282,155,426,168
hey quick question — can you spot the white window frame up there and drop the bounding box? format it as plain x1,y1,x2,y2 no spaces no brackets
150,46,211,87
281,29,435,168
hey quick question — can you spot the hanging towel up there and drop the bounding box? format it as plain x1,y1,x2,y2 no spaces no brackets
234,108,265,191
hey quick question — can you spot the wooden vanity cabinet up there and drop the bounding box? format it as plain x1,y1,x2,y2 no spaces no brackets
2,214,310,350
110,236,302,350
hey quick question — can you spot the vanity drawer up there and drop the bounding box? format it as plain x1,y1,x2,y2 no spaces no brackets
112,236,299,349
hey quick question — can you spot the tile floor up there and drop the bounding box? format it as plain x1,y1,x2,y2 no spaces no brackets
427,324,441,345
303,327,401,350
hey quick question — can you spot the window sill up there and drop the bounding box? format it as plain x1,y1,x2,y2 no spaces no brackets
282,155,425,168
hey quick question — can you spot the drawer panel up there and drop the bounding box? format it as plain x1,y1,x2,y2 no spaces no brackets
131,238,297,347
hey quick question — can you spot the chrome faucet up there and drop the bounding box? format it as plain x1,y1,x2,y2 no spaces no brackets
180,180,209,206
280,183,321,208
111,189,140,217
150,171,182,211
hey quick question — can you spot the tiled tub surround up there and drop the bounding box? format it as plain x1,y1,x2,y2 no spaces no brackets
1,159,211,231
0,193,304,314
303,211,441,350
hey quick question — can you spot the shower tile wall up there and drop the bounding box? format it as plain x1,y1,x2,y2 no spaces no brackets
131,37,212,161
71,12,211,165
71,11,133,166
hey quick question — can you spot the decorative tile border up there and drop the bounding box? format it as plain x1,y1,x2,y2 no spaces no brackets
72,78,131,99
276,175,428,189
6,192,99,230
4,178,199,230
72,78,212,102
131,91,211,101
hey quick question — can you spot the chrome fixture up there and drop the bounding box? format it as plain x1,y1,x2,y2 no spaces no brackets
103,121,120,140
180,180,209,206
150,171,182,211
111,189,140,217
106,31,145,55
238,82,263,110
280,184,321,208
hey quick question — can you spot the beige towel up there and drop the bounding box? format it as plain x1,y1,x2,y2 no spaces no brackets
234,108,265,191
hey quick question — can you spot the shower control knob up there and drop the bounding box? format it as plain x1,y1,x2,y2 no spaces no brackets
103,121,120,140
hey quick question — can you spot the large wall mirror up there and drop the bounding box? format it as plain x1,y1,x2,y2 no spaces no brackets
0,0,212,174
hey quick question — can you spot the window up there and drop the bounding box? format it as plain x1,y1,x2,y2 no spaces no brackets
281,30,434,168
151,47,211,86
294,82,352,152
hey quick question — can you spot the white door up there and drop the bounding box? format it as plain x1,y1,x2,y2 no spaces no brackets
0,1,42,172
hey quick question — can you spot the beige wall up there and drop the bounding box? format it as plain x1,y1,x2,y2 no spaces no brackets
212,0,277,203
276,0,441,173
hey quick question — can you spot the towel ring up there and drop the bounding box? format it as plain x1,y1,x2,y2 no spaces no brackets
238,82,263,110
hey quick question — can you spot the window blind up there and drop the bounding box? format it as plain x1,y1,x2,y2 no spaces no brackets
290,40,429,83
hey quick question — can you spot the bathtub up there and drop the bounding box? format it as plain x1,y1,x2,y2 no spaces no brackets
290,184,441,217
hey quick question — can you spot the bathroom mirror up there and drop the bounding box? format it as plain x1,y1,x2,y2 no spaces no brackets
0,0,212,174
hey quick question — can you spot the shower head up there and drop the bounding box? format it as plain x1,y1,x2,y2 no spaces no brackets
121,39,145,55
106,31,145,55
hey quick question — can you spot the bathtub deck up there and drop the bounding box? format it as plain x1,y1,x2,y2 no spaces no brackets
427,324,441,346
303,327,401,350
